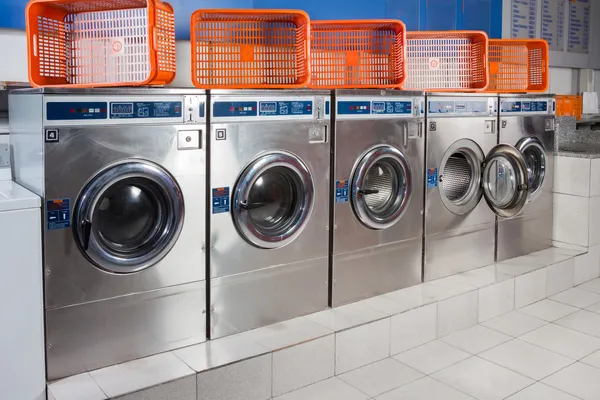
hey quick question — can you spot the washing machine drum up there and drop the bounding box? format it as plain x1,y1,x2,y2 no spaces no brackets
351,145,412,230
73,160,184,274
232,151,314,249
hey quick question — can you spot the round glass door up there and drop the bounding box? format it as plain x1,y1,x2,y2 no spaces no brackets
232,152,314,249
351,145,411,230
482,144,530,218
517,137,546,200
73,160,185,274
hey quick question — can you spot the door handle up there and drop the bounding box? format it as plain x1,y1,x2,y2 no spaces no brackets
81,219,92,251
359,189,380,195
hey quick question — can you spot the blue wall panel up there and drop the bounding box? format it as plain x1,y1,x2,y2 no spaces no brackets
386,0,420,30
425,0,457,30
255,0,386,21
460,0,490,33
3,0,26,30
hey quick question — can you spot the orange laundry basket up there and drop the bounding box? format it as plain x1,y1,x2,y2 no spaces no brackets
404,31,489,91
26,0,176,88
556,95,583,120
309,20,406,89
487,39,549,93
190,9,310,89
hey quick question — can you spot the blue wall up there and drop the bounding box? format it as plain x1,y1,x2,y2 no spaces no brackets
0,0,502,39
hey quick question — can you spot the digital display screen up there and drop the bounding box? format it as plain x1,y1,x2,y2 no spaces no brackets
372,102,386,112
111,103,134,115
259,102,277,113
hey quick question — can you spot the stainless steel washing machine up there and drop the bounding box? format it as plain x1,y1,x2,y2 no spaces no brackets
9,88,207,380
496,95,555,261
331,90,424,306
424,94,530,281
209,90,330,339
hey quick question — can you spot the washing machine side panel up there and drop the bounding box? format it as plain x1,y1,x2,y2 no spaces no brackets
424,117,497,236
209,120,330,278
45,280,206,380
499,114,555,216
497,209,553,262
210,256,328,339
333,119,424,254
43,124,206,309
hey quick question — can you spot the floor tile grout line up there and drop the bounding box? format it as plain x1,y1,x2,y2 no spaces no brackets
87,372,110,399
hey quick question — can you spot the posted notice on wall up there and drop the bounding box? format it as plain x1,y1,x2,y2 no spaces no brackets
512,0,538,38
542,0,566,51
568,0,590,54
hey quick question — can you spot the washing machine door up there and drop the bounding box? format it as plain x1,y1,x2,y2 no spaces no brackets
232,151,314,249
482,144,530,218
73,160,185,274
517,136,547,201
351,145,412,230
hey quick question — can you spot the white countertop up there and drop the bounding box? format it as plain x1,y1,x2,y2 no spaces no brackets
0,180,40,212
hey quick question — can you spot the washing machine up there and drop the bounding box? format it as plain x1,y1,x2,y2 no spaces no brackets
9,88,207,380
496,95,555,261
209,90,330,339
331,90,424,306
424,94,531,281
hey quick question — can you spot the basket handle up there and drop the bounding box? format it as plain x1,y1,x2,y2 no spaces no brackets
32,34,38,58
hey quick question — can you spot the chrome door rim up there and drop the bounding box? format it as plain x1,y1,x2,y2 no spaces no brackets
232,151,314,249
438,139,485,216
73,159,185,274
351,145,412,230
517,136,547,202
482,144,530,218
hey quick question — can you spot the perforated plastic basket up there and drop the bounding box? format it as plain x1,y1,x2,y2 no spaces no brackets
487,39,549,93
556,95,582,120
404,31,489,91
309,20,406,89
191,9,310,89
26,0,176,88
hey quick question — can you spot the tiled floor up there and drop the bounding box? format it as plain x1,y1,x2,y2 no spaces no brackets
273,280,600,400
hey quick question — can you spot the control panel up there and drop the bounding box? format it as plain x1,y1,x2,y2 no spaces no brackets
109,102,182,119
336,98,418,118
427,99,496,116
47,102,108,120
211,97,323,121
500,99,555,115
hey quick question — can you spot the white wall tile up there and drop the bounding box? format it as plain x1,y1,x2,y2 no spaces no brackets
437,291,478,337
272,335,334,397
478,279,515,322
335,318,390,374
554,156,591,197
591,159,600,197
590,196,600,246
196,354,272,400
547,259,575,296
113,376,195,400
553,193,590,247
390,304,437,355
549,67,577,94
515,268,548,309
575,245,600,285
48,373,107,400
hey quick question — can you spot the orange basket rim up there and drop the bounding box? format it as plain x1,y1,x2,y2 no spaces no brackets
191,8,310,20
311,19,405,26
407,30,489,40
489,38,549,49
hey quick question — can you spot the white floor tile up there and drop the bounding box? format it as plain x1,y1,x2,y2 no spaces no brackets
478,279,515,322
581,349,600,369
519,300,579,322
441,325,511,354
336,318,390,374
339,358,423,398
574,246,600,285
114,375,195,400
515,268,547,309
394,340,470,375
555,310,600,338
553,245,588,256
546,259,575,296
543,362,600,400
383,287,434,311
244,316,332,350
375,376,475,400
272,335,335,397
362,294,420,316
550,287,600,308
530,248,576,266
306,302,387,332
479,339,574,380
437,291,478,337
48,373,107,400
481,311,547,337
274,377,369,400
390,304,437,355
436,265,511,289
432,357,534,400
196,354,271,400
173,333,269,372
578,278,600,294
520,323,600,359
505,382,580,400
497,255,546,276
586,301,600,314
90,352,194,398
